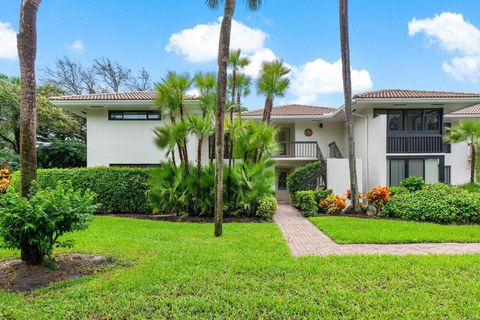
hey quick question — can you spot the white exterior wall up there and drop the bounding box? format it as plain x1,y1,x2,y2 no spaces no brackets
366,112,387,189
292,121,345,157
445,119,472,185
326,159,363,196
86,106,208,167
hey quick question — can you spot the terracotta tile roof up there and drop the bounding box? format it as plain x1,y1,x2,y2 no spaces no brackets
242,104,336,117
50,91,199,101
450,104,480,116
353,89,480,99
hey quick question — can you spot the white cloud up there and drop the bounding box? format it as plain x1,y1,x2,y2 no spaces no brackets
165,17,267,63
67,40,84,53
409,12,480,82
0,21,17,60
243,48,277,78
290,58,373,105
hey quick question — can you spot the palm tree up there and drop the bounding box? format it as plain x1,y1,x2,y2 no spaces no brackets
188,115,213,175
445,120,480,184
155,71,192,167
205,0,262,237
228,49,250,121
195,72,217,117
339,0,360,212
17,0,41,265
257,60,290,123
234,73,251,121
153,125,177,165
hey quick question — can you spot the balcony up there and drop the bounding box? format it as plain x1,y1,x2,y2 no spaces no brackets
387,136,445,153
274,141,323,159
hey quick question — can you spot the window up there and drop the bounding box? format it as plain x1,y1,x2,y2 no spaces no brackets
278,171,288,190
376,109,443,134
387,111,403,131
388,157,443,186
445,166,451,184
108,110,161,120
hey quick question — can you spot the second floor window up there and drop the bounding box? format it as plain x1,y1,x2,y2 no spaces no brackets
109,110,161,121
384,109,442,134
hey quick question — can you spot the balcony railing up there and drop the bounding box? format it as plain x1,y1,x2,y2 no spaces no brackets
387,136,444,153
275,141,323,159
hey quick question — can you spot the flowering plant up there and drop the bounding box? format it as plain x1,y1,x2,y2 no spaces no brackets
0,168,11,193
365,186,391,209
319,194,347,215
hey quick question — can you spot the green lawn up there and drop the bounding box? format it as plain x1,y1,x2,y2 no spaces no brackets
2,217,480,319
310,216,480,244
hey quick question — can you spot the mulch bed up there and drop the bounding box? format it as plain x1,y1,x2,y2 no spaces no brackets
0,253,113,291
99,213,266,223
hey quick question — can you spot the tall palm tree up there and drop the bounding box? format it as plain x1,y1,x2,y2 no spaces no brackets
17,0,41,265
339,0,360,212
445,120,480,184
17,0,41,198
228,49,250,121
155,71,192,168
195,72,217,117
257,60,290,123
153,125,178,165
206,0,262,237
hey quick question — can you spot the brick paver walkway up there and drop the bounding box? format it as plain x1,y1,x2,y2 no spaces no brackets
274,203,480,256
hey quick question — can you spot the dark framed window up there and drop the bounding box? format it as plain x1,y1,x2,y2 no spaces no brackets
387,156,444,186
375,109,443,134
108,110,161,121
445,166,451,184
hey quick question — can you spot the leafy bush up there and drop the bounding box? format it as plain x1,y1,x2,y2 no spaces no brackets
37,139,87,168
257,196,277,220
461,183,480,193
319,194,347,215
0,182,97,265
400,176,425,192
148,159,275,218
287,161,324,198
294,191,318,217
313,189,333,205
383,183,480,223
365,186,391,209
11,167,151,214
389,186,409,196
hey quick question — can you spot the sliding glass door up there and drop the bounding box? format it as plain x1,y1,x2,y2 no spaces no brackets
387,157,443,186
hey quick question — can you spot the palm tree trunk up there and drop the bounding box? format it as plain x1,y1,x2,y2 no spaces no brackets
214,0,235,237
262,96,273,123
17,0,42,266
237,90,242,123
339,0,360,212
471,143,476,184
197,136,203,176
18,0,40,198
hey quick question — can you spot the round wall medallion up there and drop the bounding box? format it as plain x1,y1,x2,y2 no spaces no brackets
304,128,313,137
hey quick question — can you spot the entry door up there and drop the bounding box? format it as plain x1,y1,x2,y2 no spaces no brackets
276,168,292,200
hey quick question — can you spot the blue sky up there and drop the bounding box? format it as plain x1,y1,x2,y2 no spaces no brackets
1,0,480,109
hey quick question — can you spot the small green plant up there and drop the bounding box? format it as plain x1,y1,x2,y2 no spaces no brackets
400,176,425,192
389,186,409,196
257,196,277,220
0,182,97,265
294,190,318,217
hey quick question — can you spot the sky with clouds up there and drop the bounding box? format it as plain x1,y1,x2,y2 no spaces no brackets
1,0,480,109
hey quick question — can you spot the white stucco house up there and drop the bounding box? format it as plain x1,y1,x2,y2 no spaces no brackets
51,89,480,200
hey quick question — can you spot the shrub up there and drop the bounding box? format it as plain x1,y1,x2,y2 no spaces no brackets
37,139,87,168
294,191,318,217
400,176,425,192
0,182,97,265
313,189,333,205
389,186,409,196
365,186,391,209
11,167,151,214
287,161,324,198
383,183,480,223
0,168,11,193
319,194,347,215
148,159,275,217
461,183,480,193
257,196,277,220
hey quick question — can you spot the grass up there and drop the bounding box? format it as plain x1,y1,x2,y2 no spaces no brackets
310,216,480,244
1,217,480,319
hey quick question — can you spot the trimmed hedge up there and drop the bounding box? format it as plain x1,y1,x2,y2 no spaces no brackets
293,189,332,217
383,183,480,223
287,161,324,198
257,196,277,220
11,167,151,214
